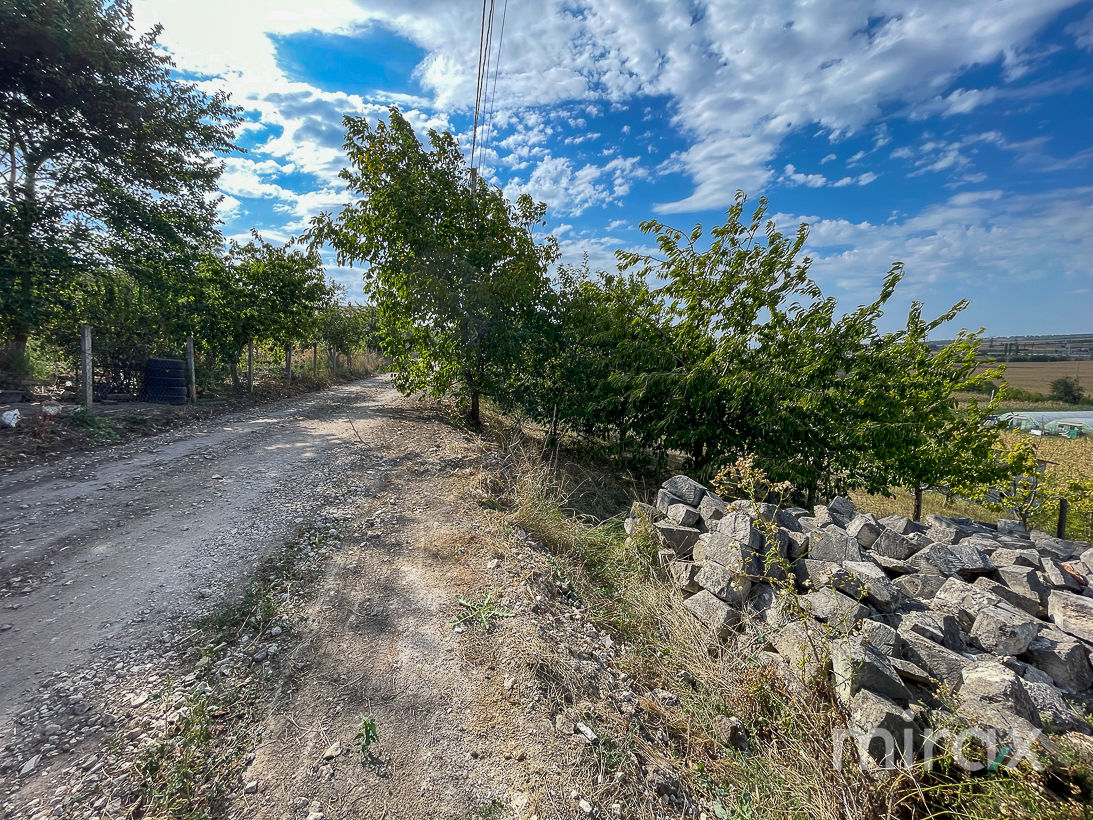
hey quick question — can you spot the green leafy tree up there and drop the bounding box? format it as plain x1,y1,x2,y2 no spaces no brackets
0,0,239,357
308,107,558,423
192,234,333,387
508,259,676,456
322,302,381,360
1050,375,1085,404
597,192,1006,507
612,192,900,497
964,436,1042,529
856,305,1008,520
613,193,813,473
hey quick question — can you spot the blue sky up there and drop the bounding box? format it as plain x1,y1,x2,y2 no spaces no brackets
133,0,1093,335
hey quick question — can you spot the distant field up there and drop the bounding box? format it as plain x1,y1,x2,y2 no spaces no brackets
983,360,1093,395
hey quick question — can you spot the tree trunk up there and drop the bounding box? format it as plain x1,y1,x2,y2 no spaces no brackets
5,333,28,360
229,354,240,391
468,354,485,425
913,486,924,522
285,345,292,382
691,439,704,470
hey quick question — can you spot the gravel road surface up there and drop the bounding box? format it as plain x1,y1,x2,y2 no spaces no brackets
0,378,396,725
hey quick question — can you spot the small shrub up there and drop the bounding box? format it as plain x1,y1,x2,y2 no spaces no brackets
67,408,118,443
353,714,379,760
1050,376,1086,405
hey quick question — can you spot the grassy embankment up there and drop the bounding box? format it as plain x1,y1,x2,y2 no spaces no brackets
478,408,1093,820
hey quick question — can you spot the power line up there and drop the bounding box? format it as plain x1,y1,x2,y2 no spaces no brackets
480,0,509,178
470,0,496,172
470,0,490,170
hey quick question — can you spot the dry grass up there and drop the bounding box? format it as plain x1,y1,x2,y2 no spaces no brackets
486,426,1093,819
850,489,998,525
495,437,886,817
990,361,1093,396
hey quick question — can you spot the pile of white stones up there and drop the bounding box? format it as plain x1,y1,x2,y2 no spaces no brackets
627,475,1093,765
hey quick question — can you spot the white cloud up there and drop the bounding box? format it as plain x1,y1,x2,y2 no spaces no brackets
1069,9,1093,50
937,87,999,115
783,164,828,188
774,187,1093,312
830,171,879,187
137,0,1085,219
213,194,242,222
890,131,1018,177
219,157,295,201
504,154,648,216
554,233,660,278
784,166,877,189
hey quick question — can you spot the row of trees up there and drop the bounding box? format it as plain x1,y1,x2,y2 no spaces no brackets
311,108,1010,509
0,0,378,390
0,0,1010,509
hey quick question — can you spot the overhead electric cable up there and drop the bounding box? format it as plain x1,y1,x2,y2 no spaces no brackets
480,0,509,178
471,0,496,171
470,0,490,169
479,0,497,161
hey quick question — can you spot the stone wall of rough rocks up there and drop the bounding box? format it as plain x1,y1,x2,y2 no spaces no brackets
625,475,1093,765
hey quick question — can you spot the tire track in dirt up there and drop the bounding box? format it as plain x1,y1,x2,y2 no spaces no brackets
0,378,398,726
3,381,671,820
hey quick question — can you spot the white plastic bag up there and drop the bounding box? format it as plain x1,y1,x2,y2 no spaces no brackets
1,409,20,428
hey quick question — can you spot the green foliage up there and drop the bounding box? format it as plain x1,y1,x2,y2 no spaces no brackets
0,0,240,352
858,305,1008,514
306,107,1010,503
451,592,515,631
308,107,558,423
1005,386,1050,403
192,233,335,387
322,301,382,357
960,436,1043,527
68,407,118,443
517,193,1006,504
1050,375,1085,404
353,714,379,760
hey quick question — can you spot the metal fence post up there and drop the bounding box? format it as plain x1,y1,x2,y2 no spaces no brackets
247,340,254,393
1057,498,1069,539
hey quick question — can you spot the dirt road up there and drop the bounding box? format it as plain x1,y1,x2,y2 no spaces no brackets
1,377,657,819
0,379,396,725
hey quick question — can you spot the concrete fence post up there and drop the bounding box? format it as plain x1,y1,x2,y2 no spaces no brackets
186,335,197,404
80,324,93,411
